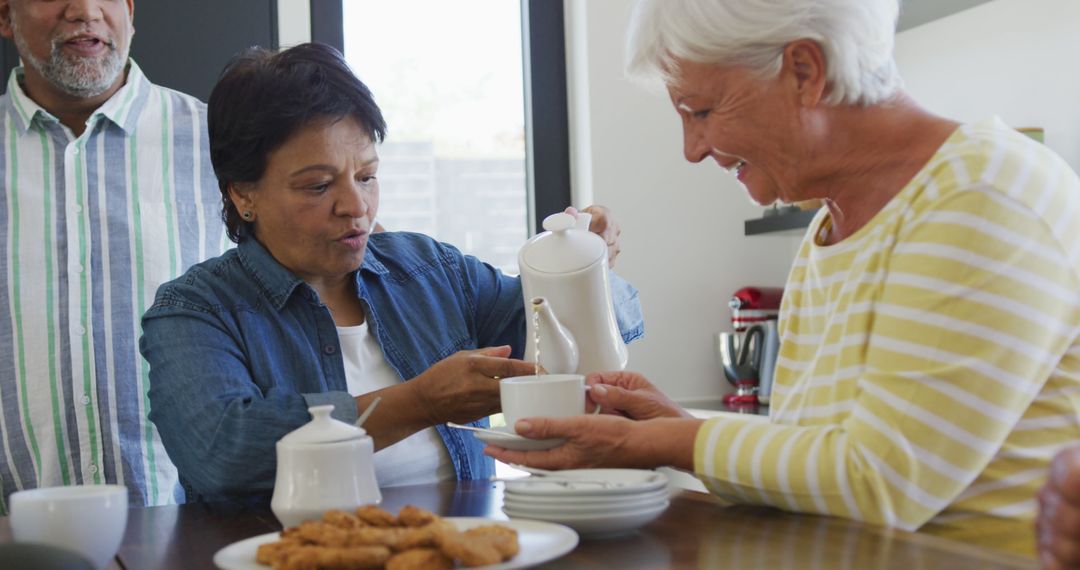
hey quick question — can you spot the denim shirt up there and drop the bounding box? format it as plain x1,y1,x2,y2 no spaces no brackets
140,232,643,503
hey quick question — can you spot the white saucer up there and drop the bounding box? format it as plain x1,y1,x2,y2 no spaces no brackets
503,500,669,538
504,489,669,513
503,469,669,496
452,425,565,451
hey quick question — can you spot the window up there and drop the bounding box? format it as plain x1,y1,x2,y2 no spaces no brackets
342,1,529,273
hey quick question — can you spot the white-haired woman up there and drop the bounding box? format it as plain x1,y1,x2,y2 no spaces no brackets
487,0,1080,556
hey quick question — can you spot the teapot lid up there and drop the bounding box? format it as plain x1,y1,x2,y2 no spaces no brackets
519,212,606,273
280,405,367,444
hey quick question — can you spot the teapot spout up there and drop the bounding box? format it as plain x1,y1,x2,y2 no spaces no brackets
531,297,579,374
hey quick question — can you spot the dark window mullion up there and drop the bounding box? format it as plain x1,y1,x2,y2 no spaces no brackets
522,0,572,236
310,0,345,54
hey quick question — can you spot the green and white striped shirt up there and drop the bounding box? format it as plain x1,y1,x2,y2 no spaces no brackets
0,61,225,510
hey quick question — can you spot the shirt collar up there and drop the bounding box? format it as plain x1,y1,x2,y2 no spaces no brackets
359,238,389,276
236,236,390,311
4,59,151,136
237,237,309,310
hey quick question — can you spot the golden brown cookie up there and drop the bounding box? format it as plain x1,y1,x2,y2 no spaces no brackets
394,524,445,551
385,547,454,570
293,521,351,548
254,536,299,566
279,544,391,570
396,505,439,528
344,527,410,550
437,530,503,567
323,509,364,530
465,525,520,559
354,505,397,527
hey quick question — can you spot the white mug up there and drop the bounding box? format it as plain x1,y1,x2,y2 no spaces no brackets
500,374,598,429
10,484,128,570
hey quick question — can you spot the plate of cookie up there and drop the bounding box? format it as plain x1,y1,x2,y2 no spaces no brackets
212,505,579,570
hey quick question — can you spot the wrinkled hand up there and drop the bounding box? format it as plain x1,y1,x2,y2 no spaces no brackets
564,205,621,268
484,415,702,472
485,414,643,470
406,346,535,425
587,371,691,420
1038,444,1080,569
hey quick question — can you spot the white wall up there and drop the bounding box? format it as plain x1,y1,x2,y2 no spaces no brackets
565,0,802,403
894,0,1080,171
277,0,311,48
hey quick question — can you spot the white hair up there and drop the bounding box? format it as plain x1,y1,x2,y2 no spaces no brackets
627,0,904,106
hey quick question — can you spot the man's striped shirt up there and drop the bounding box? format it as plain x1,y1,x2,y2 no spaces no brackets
694,118,1080,554
0,62,225,510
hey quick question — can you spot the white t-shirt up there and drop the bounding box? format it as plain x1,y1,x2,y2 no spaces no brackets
337,321,455,487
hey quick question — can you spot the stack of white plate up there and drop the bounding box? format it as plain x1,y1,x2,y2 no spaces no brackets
501,469,670,538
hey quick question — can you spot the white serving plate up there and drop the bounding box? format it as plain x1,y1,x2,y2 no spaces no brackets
213,517,578,570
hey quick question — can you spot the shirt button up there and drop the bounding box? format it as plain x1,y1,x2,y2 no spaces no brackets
88,463,98,474
73,264,84,274
323,345,336,355
75,325,86,335
80,395,91,405
72,147,80,155
72,204,83,213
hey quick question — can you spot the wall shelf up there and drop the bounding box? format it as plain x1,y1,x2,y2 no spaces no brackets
744,208,820,236
897,0,994,31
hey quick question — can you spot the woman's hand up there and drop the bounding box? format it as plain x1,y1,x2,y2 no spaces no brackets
587,371,692,420
564,205,622,267
406,345,536,425
1038,444,1080,569
483,416,702,472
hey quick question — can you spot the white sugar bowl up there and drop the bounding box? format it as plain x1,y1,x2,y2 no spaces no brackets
271,405,381,527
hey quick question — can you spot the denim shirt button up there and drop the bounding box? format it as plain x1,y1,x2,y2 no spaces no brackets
323,345,336,355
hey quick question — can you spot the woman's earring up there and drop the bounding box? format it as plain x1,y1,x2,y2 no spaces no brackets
241,210,254,221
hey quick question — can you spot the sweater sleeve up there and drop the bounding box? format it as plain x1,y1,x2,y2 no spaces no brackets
694,189,1080,530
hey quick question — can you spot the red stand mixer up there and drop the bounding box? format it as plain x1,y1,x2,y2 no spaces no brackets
719,286,783,408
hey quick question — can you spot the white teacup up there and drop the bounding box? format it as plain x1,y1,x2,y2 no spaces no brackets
10,484,128,570
501,374,597,430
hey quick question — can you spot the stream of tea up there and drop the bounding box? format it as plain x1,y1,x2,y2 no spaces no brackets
532,303,542,376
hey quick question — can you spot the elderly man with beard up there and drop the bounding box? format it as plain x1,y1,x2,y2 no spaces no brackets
0,0,224,511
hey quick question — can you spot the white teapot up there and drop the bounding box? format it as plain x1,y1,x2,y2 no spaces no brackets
270,405,381,527
517,212,629,375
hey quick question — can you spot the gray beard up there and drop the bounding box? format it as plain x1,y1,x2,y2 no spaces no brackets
13,24,129,98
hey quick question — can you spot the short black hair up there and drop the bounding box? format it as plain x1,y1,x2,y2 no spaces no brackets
208,42,388,242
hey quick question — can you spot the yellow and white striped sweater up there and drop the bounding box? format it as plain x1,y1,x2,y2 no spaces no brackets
694,117,1080,554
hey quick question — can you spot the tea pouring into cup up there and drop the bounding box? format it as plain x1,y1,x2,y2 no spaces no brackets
517,212,630,375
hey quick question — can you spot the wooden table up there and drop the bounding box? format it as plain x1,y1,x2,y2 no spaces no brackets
0,480,1038,569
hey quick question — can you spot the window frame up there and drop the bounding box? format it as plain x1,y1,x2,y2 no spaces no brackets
311,0,571,236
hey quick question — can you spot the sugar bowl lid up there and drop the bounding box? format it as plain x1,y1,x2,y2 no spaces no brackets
280,405,366,444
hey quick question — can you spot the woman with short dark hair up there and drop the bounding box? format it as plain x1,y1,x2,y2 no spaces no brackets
208,43,389,242
139,43,644,503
